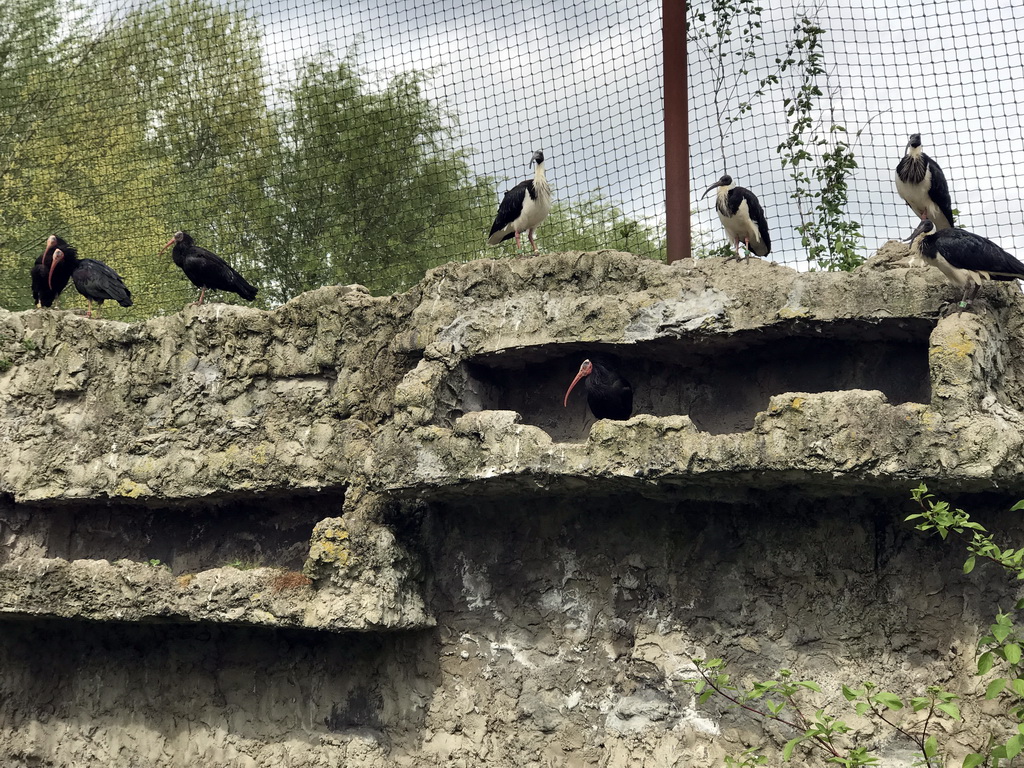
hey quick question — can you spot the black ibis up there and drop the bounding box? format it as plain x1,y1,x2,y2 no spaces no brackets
31,235,74,308
704,175,771,259
563,357,633,421
50,248,132,318
896,133,955,231
906,219,1024,310
159,231,258,306
487,150,552,254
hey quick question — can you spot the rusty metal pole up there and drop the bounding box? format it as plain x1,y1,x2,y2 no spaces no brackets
664,0,690,263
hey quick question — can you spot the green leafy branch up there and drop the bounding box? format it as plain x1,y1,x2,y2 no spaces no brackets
688,658,960,767
908,484,1024,766
687,486,1024,768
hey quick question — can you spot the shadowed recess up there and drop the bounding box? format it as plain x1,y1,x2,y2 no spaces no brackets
444,319,934,441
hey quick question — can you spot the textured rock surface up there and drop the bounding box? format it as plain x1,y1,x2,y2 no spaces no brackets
1,248,1023,767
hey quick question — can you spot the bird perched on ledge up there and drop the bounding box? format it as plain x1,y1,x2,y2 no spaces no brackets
563,357,633,421
50,248,133,318
704,175,771,260
488,149,552,254
906,219,1024,310
31,234,74,308
159,231,258,306
896,133,955,231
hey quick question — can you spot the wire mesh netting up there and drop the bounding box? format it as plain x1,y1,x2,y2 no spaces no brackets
0,0,663,316
2,0,1023,318
688,0,1024,270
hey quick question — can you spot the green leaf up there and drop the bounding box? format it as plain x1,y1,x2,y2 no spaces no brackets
962,754,985,768
797,681,821,692
699,690,713,705
871,691,903,710
986,677,1007,699
1011,500,1024,511
993,625,1012,643
964,555,976,574
924,735,938,758
1007,734,1024,759
1006,643,1022,664
910,696,930,712
936,702,961,720
841,685,860,701
855,702,869,717
783,737,801,762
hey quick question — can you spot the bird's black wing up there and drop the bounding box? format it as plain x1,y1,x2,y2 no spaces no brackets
730,187,771,256
488,180,532,243
587,358,634,420
925,155,955,228
940,229,1024,278
31,261,50,306
184,247,258,301
73,259,133,306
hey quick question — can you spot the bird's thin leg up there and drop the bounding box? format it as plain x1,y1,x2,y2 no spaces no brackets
514,232,522,251
86,300,93,319
957,283,976,312
529,229,539,254
198,288,207,306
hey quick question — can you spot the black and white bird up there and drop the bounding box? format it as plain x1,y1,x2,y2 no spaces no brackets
50,247,133,318
704,175,771,259
488,150,552,254
563,356,633,421
906,219,1024,310
896,133,955,231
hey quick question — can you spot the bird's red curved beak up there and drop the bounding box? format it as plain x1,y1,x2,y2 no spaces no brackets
48,249,64,289
158,237,176,255
563,361,592,407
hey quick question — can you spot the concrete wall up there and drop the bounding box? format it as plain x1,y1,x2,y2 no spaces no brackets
1,247,1023,766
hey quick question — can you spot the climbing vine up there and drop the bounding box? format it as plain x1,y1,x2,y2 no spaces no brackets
688,0,770,170
686,486,1024,767
776,15,865,271
689,0,877,270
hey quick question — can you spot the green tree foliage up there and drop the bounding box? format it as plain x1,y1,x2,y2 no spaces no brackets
258,57,494,302
0,0,659,315
542,194,665,259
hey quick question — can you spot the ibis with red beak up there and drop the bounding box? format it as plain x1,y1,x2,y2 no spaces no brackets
563,357,633,421
50,248,132,318
159,231,258,306
31,234,74,308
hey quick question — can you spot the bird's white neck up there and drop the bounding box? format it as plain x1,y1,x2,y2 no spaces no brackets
906,145,923,159
533,162,551,199
909,235,929,261
715,184,732,216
